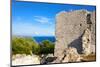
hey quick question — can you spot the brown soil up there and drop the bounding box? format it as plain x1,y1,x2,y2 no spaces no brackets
81,54,96,62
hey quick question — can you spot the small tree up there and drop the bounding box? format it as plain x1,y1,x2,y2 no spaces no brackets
40,40,54,54
12,36,40,55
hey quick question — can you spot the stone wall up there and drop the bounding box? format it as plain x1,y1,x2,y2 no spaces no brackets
91,11,96,53
54,10,96,63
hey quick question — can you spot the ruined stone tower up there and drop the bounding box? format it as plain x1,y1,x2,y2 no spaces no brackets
54,10,96,63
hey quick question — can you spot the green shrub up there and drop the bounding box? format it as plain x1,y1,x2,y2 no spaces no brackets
32,43,40,55
12,36,40,55
40,40,54,54
12,37,55,55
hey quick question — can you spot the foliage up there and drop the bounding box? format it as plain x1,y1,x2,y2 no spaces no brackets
40,40,54,54
12,36,39,55
12,36,55,55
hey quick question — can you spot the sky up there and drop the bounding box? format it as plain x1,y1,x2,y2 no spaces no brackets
12,0,96,36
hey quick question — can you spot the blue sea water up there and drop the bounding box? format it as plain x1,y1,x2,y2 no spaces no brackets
33,36,56,43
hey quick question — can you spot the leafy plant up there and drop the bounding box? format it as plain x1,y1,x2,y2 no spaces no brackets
40,40,54,54
12,37,55,55
12,36,39,55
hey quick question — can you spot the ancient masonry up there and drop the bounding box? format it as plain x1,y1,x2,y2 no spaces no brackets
54,10,96,63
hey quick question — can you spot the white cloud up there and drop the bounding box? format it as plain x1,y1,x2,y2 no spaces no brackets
34,16,52,24
12,16,55,36
34,32,39,35
12,22,55,36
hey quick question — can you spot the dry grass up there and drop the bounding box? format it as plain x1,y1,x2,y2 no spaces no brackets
81,54,96,62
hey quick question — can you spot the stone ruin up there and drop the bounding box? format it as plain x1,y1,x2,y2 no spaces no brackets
54,10,96,63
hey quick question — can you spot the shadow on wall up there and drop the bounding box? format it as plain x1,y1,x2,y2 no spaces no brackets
68,13,93,54
68,34,84,54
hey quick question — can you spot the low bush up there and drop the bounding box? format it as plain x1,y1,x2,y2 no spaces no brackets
12,36,55,55
40,40,54,54
12,36,39,55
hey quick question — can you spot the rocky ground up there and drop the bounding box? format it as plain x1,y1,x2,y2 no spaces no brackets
12,53,96,66
81,54,96,62
12,54,40,66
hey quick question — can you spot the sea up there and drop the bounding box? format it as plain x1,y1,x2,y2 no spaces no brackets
33,36,56,43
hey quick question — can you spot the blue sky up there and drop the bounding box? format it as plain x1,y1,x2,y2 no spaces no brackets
12,0,96,36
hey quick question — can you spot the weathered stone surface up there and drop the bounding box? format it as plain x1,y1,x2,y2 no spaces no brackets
12,54,40,66
54,10,96,63
82,28,91,55
91,11,96,53
55,10,88,58
40,54,57,64
62,47,81,62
